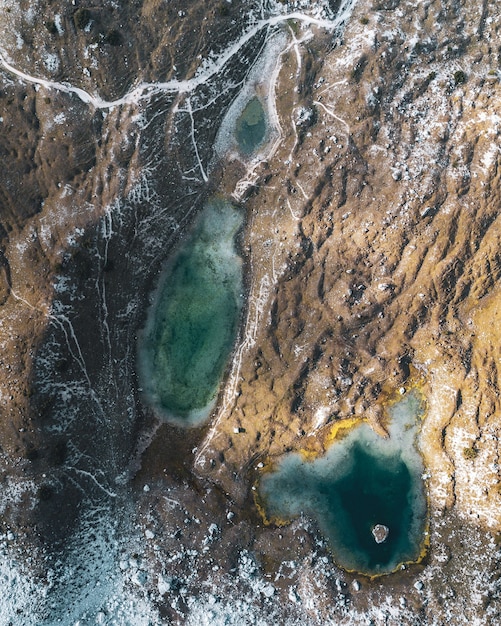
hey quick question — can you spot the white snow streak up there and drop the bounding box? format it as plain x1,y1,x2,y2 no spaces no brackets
0,12,344,111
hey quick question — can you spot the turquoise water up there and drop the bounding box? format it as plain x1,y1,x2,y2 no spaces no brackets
235,97,266,155
259,392,427,575
139,199,243,425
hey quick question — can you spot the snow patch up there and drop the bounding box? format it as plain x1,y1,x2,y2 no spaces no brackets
43,53,60,74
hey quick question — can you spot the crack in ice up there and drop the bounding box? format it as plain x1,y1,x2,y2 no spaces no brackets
67,467,118,499
185,97,209,183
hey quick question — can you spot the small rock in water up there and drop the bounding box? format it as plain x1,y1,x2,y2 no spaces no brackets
371,524,389,544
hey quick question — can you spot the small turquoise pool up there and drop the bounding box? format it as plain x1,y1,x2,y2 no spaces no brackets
259,392,428,575
138,199,244,426
235,96,266,155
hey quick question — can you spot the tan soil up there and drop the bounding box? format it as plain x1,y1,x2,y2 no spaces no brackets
195,0,501,534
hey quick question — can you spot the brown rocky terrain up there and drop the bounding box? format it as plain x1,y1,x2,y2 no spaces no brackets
0,0,261,540
189,0,501,620
0,0,500,623
197,0,501,526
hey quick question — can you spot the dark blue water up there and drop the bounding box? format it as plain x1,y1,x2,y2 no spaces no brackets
318,443,415,571
259,393,427,575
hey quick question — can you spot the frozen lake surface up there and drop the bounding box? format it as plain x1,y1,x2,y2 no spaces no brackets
138,199,244,426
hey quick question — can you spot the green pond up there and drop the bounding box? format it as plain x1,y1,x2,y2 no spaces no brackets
138,199,244,426
235,96,266,155
259,392,428,575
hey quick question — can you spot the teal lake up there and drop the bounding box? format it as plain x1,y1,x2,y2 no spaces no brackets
138,199,244,426
235,96,266,155
259,392,428,575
